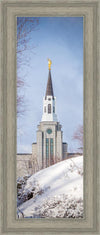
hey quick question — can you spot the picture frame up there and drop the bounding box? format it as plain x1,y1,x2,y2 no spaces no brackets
0,0,100,234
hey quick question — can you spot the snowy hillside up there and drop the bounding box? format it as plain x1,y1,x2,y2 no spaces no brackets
17,156,83,218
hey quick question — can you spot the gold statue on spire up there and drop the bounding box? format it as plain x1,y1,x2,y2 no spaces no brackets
48,58,52,70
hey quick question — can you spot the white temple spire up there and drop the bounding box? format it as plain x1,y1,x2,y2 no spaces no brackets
41,60,57,122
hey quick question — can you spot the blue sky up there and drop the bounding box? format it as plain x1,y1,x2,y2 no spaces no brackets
17,17,83,153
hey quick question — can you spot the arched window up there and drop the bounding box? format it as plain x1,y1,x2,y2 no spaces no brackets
44,106,46,113
48,104,51,113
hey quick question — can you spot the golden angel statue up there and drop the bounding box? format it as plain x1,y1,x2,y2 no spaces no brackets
48,58,52,70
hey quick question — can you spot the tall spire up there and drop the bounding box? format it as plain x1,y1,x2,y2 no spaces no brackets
45,70,54,98
42,59,57,122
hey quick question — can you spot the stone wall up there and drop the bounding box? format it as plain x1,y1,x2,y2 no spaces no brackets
17,154,39,178
62,143,68,159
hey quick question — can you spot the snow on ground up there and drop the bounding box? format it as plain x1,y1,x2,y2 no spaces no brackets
17,156,83,218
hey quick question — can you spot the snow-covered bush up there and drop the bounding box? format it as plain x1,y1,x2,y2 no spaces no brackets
35,195,83,218
17,176,31,206
17,177,45,206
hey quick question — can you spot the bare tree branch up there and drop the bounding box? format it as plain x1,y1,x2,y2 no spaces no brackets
17,17,39,117
72,125,83,152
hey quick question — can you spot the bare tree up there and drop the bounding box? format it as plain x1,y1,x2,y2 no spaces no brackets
72,125,83,152
50,154,61,166
17,17,39,116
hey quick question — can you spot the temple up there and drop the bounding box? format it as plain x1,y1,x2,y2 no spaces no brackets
32,60,68,169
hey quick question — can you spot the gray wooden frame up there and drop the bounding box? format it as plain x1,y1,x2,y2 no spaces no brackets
0,0,100,234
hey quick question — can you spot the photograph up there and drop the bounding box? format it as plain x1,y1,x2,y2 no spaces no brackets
17,17,83,219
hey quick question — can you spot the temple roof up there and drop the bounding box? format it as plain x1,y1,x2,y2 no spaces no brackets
45,70,54,98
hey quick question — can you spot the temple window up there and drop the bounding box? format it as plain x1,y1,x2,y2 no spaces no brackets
44,106,46,113
48,104,51,113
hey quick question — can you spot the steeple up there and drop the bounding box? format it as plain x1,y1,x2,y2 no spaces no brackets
45,70,54,99
41,59,58,122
